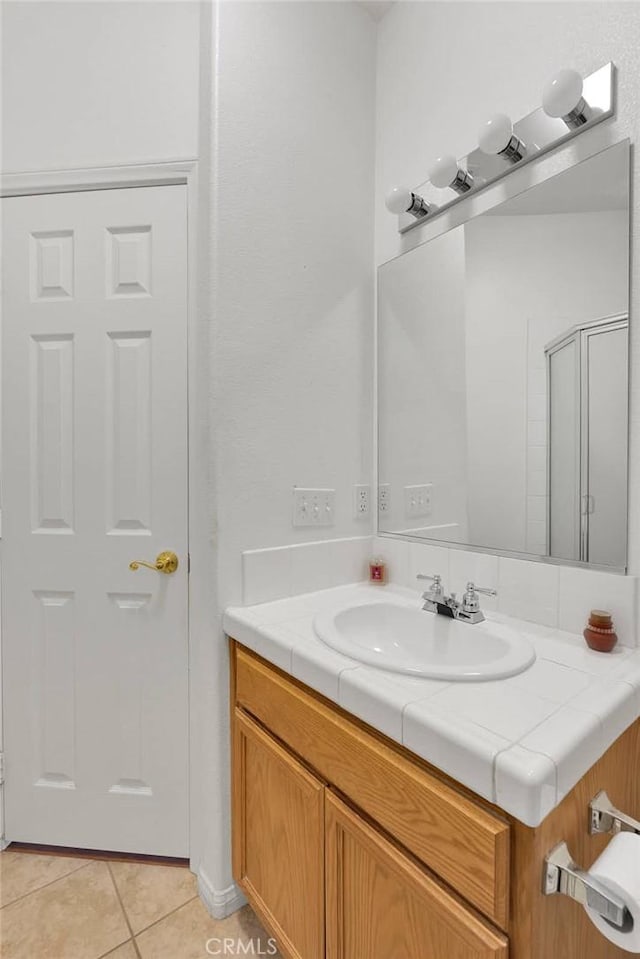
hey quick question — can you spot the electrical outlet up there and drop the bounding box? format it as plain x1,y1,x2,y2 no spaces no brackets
292,488,336,527
378,484,390,514
404,483,433,518
353,484,370,519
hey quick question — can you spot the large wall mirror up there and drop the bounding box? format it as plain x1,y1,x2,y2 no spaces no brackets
378,140,630,570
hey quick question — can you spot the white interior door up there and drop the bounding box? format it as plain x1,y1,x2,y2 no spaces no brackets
1,185,189,857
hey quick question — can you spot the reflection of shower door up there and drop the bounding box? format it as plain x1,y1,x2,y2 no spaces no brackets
546,315,628,567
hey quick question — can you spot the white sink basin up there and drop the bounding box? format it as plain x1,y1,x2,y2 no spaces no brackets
313,597,536,681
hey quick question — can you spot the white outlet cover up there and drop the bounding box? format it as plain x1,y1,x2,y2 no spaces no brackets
353,484,370,519
378,484,390,513
292,488,336,527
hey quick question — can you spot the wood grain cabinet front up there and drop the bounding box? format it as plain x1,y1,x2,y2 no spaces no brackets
232,708,325,959
325,790,509,959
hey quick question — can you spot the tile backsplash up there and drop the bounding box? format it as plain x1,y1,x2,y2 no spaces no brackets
240,535,638,647
374,537,638,648
242,537,371,606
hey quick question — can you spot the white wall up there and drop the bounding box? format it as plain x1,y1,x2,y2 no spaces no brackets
375,0,640,575
1,1,200,171
209,0,376,605
196,0,375,899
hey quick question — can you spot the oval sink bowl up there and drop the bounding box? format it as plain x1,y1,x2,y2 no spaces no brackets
313,599,536,681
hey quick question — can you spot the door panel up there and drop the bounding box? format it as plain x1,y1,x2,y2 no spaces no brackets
326,791,508,959
2,185,189,856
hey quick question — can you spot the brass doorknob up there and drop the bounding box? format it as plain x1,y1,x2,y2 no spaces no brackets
129,551,179,574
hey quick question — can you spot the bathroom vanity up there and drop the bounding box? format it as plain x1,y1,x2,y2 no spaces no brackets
227,132,639,959
226,587,640,959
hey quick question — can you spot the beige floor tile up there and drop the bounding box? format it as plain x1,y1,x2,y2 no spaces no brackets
109,860,197,934
136,900,281,959
0,860,130,959
0,849,88,907
100,943,137,959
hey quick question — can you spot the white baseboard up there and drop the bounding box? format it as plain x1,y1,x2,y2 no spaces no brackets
197,867,247,920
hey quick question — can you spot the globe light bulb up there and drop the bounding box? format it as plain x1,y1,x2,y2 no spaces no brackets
385,185,431,220
385,186,413,215
428,155,459,189
542,68,589,128
478,114,514,155
478,113,526,163
542,69,584,119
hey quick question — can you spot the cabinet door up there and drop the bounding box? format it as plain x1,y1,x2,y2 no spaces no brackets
233,708,325,959
326,791,508,959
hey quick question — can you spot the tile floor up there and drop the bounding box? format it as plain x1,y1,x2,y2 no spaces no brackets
0,846,282,959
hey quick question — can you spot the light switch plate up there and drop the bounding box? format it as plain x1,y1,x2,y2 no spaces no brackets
404,484,433,518
292,488,336,527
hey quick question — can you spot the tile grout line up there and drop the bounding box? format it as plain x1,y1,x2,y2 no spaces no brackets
0,858,94,912
97,941,136,959
105,862,142,959
132,893,201,942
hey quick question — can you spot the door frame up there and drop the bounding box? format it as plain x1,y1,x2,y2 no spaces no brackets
0,161,210,874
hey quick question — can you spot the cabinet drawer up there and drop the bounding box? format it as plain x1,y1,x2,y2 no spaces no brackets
234,645,510,928
326,791,508,959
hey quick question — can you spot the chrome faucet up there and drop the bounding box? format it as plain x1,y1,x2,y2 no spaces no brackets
417,574,497,624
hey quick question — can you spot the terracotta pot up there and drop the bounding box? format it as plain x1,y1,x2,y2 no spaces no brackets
583,609,618,653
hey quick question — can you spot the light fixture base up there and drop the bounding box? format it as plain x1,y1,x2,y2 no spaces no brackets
499,134,527,163
451,169,474,194
562,96,590,129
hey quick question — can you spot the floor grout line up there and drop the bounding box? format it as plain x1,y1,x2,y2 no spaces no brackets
96,940,135,959
0,858,95,912
105,863,142,959
133,893,201,941
1,854,207,959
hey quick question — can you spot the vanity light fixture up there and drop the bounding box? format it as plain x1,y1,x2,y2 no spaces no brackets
542,68,591,128
428,155,474,194
384,185,434,220
386,61,614,234
478,113,526,163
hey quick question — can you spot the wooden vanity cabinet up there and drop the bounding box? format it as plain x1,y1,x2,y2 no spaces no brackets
230,640,640,959
232,642,509,959
233,703,506,959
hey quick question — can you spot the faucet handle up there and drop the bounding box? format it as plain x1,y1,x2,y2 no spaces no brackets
417,573,444,596
462,581,497,614
467,581,498,597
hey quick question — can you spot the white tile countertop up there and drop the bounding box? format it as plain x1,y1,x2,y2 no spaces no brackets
224,583,640,827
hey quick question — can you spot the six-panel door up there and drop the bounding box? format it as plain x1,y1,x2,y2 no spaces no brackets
2,185,189,856
233,709,325,959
